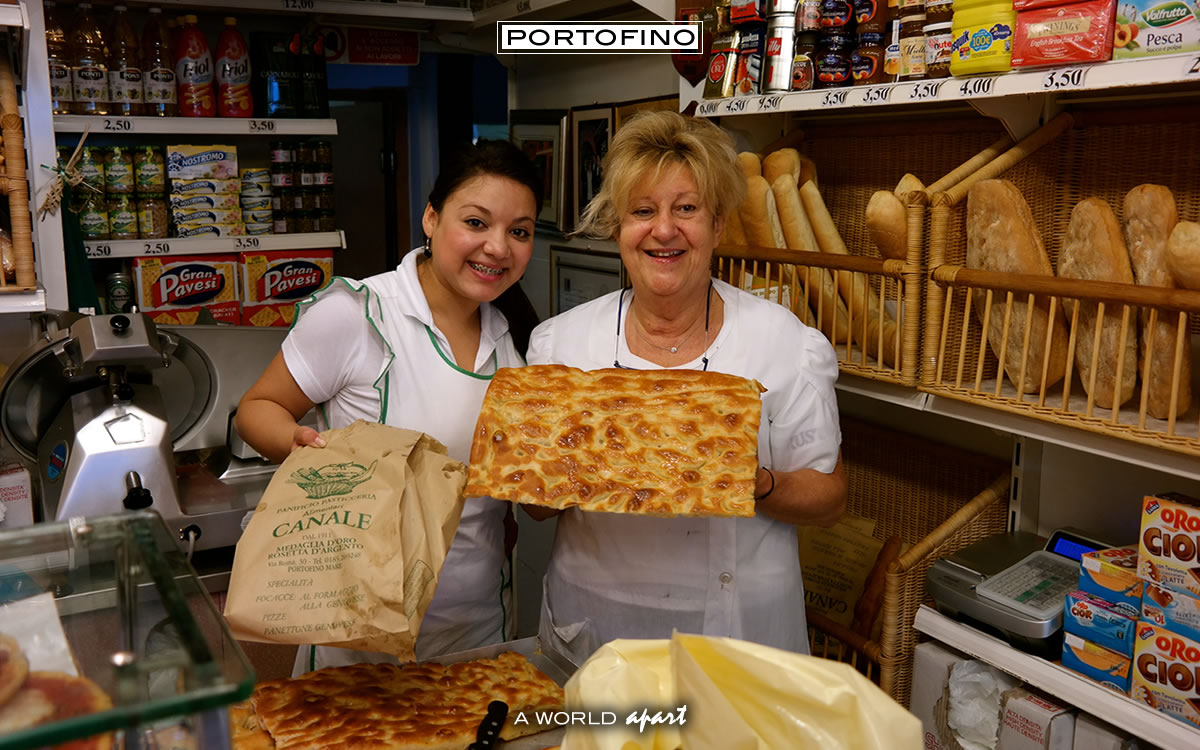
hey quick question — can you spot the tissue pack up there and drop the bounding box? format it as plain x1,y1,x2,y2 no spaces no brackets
1061,631,1131,694
1142,581,1200,643
1131,621,1200,730
1078,545,1142,616
1063,590,1137,657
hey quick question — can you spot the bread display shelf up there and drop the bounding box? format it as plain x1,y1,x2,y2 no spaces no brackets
54,115,339,136
914,605,1200,748
923,108,1200,459
696,53,1200,118
83,231,345,259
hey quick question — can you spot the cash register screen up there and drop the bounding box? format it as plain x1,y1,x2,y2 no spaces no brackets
1050,535,1099,562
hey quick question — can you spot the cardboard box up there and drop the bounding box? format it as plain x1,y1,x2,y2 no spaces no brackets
167,144,238,180
171,178,241,196
909,641,967,750
1142,581,1200,642
0,463,34,529
1061,631,1132,694
1138,493,1200,599
1130,620,1200,730
133,255,240,325
1113,0,1200,60
170,193,240,211
996,688,1075,750
1071,713,1143,750
239,250,334,327
1064,590,1138,657
1079,545,1142,616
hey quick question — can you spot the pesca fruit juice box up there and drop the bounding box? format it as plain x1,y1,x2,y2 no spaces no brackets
1113,0,1200,58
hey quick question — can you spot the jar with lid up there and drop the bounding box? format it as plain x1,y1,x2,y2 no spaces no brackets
106,146,135,194
820,0,856,31
299,163,318,189
314,210,336,233
294,211,315,235
77,146,106,193
899,12,927,80
312,140,333,165
108,194,139,240
273,213,291,234
295,190,316,212
296,142,316,166
852,33,887,85
137,194,168,238
799,0,822,30
924,21,953,78
884,18,902,80
853,0,887,34
815,32,855,88
312,165,334,188
270,162,296,189
314,187,336,211
79,193,110,240
896,0,924,11
791,32,819,91
134,145,165,195
925,0,952,23
269,141,294,164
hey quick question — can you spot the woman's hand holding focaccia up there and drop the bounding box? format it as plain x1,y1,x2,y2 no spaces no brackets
754,454,847,527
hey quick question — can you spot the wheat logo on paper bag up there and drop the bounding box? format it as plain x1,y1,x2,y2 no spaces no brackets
153,263,226,306
259,260,327,300
288,460,378,499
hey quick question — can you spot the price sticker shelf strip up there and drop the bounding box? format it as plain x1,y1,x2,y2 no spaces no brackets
83,231,346,260
53,115,339,136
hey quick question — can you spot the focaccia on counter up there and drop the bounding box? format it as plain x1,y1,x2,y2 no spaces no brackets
466,365,764,517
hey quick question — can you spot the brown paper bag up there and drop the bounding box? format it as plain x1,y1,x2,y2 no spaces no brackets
223,420,467,662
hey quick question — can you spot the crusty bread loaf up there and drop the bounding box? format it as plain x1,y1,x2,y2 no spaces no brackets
763,148,801,187
1168,221,1200,291
772,174,851,343
866,190,907,260
1058,197,1137,410
800,181,899,365
1123,185,1191,419
721,204,748,246
894,173,925,200
965,179,1069,393
740,175,785,249
737,152,761,179
798,154,818,188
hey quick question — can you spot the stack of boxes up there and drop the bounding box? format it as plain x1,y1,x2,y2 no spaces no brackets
168,145,244,238
241,168,273,236
1060,493,1200,730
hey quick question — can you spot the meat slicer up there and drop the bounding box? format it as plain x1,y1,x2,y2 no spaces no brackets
0,311,287,551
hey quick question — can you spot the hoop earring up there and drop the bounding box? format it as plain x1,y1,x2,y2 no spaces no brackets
423,236,431,258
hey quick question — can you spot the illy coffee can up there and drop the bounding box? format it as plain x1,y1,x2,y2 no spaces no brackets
762,16,798,93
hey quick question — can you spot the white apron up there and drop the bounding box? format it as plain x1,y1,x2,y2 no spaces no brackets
292,270,514,675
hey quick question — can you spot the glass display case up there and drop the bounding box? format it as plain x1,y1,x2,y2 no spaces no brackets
0,510,253,749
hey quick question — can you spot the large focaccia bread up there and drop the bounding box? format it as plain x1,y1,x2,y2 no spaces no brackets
250,652,562,750
465,365,764,517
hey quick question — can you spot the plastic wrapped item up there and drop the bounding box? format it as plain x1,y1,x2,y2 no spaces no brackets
946,660,1018,750
562,633,922,750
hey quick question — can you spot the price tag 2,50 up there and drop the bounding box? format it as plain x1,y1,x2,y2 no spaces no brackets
1042,66,1088,91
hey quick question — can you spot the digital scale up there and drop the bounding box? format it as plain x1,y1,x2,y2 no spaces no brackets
926,528,1110,658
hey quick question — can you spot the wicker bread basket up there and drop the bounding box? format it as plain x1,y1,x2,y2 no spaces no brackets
805,418,1009,709
923,107,1200,457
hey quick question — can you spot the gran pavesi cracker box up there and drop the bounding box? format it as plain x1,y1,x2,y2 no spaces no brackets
133,254,240,325
239,250,333,327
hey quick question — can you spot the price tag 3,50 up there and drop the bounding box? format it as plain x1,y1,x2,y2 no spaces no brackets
1041,66,1088,91
820,89,849,108
908,80,945,101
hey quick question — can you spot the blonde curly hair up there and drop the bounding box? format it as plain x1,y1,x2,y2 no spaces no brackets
573,111,745,240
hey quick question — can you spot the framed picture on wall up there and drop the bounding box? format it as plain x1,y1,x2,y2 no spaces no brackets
510,109,566,227
614,95,680,132
571,106,614,230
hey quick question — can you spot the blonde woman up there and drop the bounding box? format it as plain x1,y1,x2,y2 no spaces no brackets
524,111,846,664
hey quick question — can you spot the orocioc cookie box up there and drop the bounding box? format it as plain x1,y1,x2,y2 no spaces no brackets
1143,581,1200,643
133,254,240,325
239,250,334,327
1062,631,1132,694
1063,590,1137,657
1079,545,1142,616
1138,493,1200,599
1131,620,1200,730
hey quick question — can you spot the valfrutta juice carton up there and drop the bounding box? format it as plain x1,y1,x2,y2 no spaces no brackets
1138,493,1200,599
1064,590,1137,657
1143,581,1200,643
1131,620,1200,729
1079,545,1142,616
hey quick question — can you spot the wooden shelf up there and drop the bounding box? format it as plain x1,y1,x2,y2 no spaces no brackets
914,606,1200,748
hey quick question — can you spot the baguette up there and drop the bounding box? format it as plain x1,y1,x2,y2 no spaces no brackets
799,181,899,365
1058,197,1138,410
1167,221,1200,291
1123,185,1191,419
772,175,851,343
865,190,907,260
965,179,1069,393
721,205,748,246
763,148,801,187
798,154,818,188
737,152,762,179
740,175,786,249
894,173,925,200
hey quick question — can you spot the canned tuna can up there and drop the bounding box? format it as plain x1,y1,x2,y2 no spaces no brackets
762,16,797,92
241,182,272,198
241,196,272,211
245,222,272,236
240,168,271,185
765,0,800,13
244,209,274,224
704,30,741,99
106,272,133,314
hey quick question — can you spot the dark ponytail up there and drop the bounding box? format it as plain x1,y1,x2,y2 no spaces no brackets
428,139,543,356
